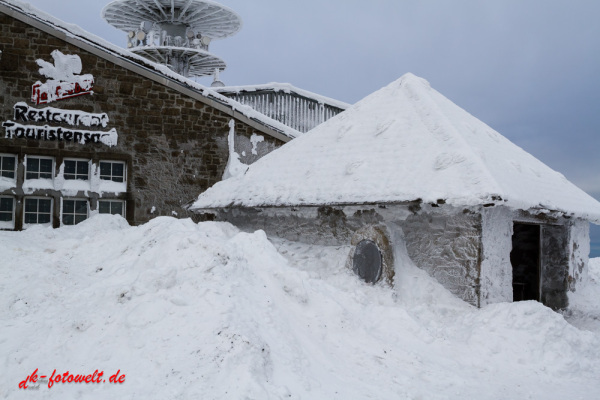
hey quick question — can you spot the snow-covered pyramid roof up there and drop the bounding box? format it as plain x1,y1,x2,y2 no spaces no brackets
192,73,600,223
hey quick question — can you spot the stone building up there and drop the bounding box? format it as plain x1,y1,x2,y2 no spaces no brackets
0,0,299,230
191,74,600,310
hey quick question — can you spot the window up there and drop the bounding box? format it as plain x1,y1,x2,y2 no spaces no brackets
0,154,16,179
352,240,383,284
98,200,125,217
62,199,88,225
64,159,89,181
0,196,15,227
26,156,53,180
99,161,126,183
24,197,53,224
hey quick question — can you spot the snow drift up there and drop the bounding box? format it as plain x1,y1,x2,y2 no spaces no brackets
1,216,599,399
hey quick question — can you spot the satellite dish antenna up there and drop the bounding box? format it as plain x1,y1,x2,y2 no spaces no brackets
201,36,211,46
136,31,146,41
140,21,153,33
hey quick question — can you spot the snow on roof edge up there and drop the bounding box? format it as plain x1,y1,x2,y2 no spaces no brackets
191,190,600,225
0,0,300,140
215,83,352,110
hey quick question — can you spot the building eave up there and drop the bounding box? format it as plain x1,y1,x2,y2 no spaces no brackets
215,83,352,111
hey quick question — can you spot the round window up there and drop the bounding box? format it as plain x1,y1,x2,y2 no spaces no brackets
352,240,383,284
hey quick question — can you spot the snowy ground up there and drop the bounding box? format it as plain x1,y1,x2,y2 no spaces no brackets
1,216,599,399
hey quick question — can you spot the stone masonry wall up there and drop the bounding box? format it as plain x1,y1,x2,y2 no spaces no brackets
0,12,283,228
540,224,570,310
217,205,483,305
218,206,387,246
398,210,482,306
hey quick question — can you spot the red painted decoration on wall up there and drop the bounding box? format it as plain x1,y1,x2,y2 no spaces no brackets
32,77,94,105
31,50,94,105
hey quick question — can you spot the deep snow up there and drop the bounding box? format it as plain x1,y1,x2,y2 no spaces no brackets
1,215,599,399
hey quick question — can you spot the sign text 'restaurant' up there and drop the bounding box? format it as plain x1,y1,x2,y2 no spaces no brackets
13,102,109,128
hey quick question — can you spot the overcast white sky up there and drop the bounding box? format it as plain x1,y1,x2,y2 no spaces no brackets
18,0,600,255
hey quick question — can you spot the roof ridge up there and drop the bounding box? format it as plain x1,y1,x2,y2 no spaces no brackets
400,76,506,202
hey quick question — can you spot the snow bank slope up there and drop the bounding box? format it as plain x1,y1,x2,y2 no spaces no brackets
567,257,600,332
2,216,600,399
192,73,600,223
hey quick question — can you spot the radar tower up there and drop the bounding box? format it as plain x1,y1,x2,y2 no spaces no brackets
102,0,241,80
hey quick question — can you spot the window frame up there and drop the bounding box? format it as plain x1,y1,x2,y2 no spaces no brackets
0,153,17,180
0,195,16,229
98,199,126,218
62,158,90,181
23,197,53,226
99,160,127,184
61,198,89,226
25,155,54,181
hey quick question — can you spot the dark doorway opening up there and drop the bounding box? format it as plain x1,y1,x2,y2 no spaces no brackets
511,223,541,302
